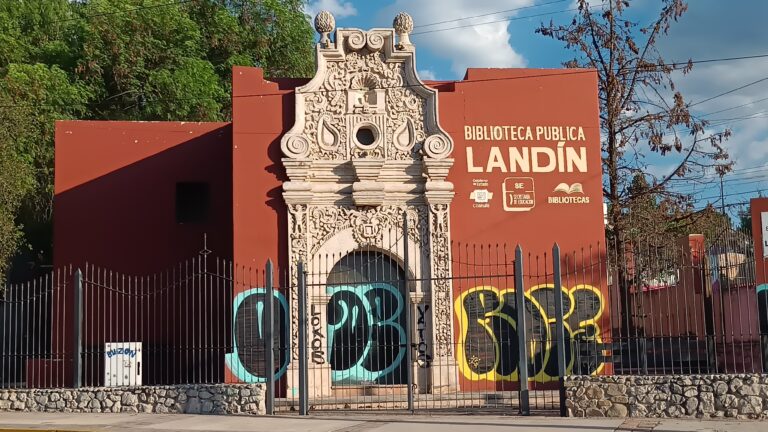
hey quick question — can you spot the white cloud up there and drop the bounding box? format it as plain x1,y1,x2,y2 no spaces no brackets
305,0,358,20
669,63,768,172
655,0,768,173
418,69,437,80
383,0,531,77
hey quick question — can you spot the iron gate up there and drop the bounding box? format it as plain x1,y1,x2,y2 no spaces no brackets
5,221,767,416
262,217,569,415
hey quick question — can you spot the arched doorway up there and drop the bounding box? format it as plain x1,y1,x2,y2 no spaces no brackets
325,251,408,386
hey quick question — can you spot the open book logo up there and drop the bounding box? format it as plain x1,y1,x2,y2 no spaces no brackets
553,183,583,194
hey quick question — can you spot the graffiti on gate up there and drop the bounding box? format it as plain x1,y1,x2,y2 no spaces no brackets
225,288,290,383
416,304,432,368
311,304,325,365
326,283,406,385
454,284,605,382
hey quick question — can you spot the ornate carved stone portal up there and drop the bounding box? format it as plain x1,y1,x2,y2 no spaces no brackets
281,11,456,395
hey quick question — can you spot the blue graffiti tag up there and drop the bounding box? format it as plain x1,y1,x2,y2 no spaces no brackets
326,283,406,385
106,347,137,358
225,288,290,383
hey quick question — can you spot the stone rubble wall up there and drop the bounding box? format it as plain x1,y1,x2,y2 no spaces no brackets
566,375,768,419
0,384,265,415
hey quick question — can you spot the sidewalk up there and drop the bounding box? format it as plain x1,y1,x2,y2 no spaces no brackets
0,413,766,432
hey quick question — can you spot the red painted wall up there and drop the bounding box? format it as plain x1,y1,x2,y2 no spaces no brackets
230,67,305,275
54,121,233,273
52,66,607,388
437,68,608,389
52,121,234,386
228,67,604,268
225,67,607,389
440,68,604,258
54,68,604,279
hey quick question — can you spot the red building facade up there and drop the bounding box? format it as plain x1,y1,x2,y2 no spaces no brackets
53,15,608,394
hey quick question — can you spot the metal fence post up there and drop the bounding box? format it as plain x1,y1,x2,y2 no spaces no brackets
640,337,649,375
403,213,414,412
514,245,530,416
552,244,567,417
264,260,275,415
73,269,83,389
297,262,309,415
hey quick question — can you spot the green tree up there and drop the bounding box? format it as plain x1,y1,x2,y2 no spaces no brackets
0,0,316,279
738,209,752,235
0,104,35,282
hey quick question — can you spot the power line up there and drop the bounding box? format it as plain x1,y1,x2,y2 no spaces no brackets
699,95,768,117
687,164,768,178
641,75,768,139
675,171,768,187
687,187,767,204
414,0,570,29
661,167,768,197
673,178,768,195
654,99,768,139
627,159,768,197
690,76,768,108
705,111,768,122
675,170,768,185
411,7,581,36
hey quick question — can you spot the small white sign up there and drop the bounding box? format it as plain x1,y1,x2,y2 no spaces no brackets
762,212,768,258
104,342,142,387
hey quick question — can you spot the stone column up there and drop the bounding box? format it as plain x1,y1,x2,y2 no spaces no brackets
306,291,333,398
282,160,332,399
412,292,433,394
423,159,458,393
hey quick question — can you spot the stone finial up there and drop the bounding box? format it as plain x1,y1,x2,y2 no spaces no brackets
393,12,413,47
314,11,335,47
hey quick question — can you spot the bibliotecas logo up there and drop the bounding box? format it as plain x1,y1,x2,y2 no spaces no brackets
549,182,589,204
553,183,583,194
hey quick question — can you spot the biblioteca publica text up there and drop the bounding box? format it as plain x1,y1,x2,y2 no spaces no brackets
464,125,588,174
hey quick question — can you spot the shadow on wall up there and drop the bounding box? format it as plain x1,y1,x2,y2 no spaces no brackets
54,125,234,274
46,124,235,387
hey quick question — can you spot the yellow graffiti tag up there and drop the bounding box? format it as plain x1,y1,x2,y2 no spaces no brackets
454,284,605,382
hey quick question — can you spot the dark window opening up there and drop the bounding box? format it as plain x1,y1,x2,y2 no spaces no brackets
176,182,210,224
355,126,376,146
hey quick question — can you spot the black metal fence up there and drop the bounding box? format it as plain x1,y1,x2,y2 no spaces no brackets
2,219,767,416
1,268,72,389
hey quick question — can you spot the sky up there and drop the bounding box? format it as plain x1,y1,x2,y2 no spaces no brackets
304,0,768,218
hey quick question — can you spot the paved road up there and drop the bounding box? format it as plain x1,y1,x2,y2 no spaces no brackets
0,413,766,432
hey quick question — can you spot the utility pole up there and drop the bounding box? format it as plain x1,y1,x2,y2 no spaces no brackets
719,173,726,215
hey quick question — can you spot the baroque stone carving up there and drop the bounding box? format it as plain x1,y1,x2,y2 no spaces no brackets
281,16,452,162
393,12,414,47
317,116,340,152
314,11,335,47
429,204,453,357
308,206,427,256
393,118,415,152
287,204,308,361
282,13,457,376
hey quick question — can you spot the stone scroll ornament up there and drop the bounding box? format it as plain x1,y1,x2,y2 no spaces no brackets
280,11,456,362
279,10,454,162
